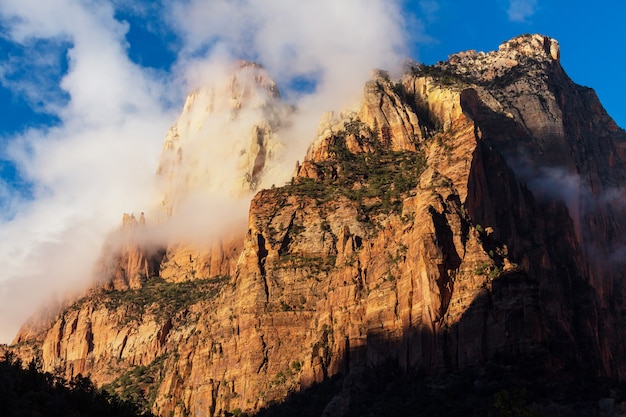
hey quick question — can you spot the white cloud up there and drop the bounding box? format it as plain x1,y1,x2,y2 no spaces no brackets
507,0,537,22
168,0,411,159
0,38,69,115
0,0,417,343
0,0,176,342
0,176,24,221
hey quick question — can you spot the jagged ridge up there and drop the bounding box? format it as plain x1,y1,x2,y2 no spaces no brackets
8,34,626,417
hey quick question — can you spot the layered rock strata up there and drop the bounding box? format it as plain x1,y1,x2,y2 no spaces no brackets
10,34,626,416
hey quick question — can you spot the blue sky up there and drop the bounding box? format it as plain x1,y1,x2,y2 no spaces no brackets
0,0,623,342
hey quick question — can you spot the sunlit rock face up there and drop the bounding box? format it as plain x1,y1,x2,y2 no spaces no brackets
97,213,163,291
10,35,626,417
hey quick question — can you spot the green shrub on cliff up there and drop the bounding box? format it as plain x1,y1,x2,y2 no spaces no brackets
102,275,230,322
283,122,427,216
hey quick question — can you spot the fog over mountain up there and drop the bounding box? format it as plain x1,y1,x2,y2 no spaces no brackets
0,0,414,343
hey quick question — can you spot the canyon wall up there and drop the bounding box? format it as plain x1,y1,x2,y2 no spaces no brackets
9,35,626,416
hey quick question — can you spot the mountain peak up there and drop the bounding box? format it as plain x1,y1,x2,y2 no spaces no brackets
435,34,560,85
157,60,290,215
499,33,560,61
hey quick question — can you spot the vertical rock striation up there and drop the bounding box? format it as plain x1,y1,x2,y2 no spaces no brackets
10,35,626,416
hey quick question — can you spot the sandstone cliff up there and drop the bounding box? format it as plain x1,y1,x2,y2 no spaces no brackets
10,35,626,416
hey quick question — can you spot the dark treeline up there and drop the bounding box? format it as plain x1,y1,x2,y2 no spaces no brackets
0,353,155,417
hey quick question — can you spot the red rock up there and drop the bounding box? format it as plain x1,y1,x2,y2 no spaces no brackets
10,35,626,416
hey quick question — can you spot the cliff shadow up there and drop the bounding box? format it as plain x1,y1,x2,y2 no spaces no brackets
250,270,623,417
461,87,616,378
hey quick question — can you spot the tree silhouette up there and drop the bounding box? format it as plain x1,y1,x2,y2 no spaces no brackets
0,353,155,417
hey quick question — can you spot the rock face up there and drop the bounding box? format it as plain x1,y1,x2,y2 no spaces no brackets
95,213,164,290
157,60,289,212
10,35,626,416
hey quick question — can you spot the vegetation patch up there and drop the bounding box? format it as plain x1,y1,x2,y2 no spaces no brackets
101,276,230,322
273,254,337,274
411,64,466,88
281,118,427,216
474,261,502,281
102,353,169,414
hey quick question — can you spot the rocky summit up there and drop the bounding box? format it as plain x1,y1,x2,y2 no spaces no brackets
8,34,626,416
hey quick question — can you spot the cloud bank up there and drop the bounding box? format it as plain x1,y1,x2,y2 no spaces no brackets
0,0,174,343
0,0,414,342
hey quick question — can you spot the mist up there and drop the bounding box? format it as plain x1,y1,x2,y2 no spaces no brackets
0,0,415,342
509,153,626,276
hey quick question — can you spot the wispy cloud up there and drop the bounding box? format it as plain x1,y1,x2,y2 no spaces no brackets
168,0,411,157
0,0,175,342
0,35,70,116
506,0,537,22
419,0,440,23
0,0,417,342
